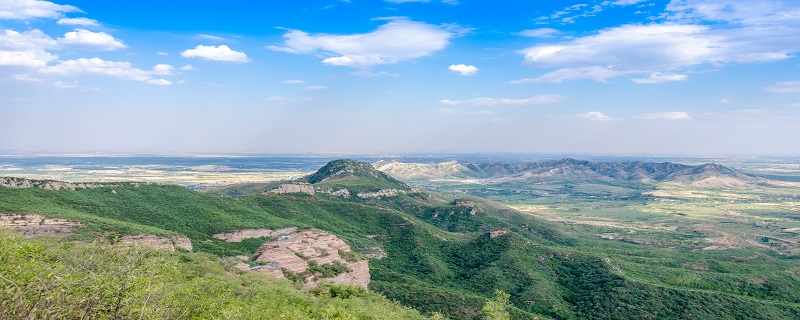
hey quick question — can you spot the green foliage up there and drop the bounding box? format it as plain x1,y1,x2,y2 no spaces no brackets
0,230,429,319
482,290,512,320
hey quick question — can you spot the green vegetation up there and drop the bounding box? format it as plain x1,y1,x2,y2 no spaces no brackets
0,230,428,319
2,159,800,319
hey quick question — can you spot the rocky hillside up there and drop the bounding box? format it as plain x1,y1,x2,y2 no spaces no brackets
374,158,757,184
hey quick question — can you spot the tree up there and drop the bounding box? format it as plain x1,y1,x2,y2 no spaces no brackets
481,290,511,320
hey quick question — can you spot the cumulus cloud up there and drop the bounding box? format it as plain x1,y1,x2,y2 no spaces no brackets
439,95,566,106
764,81,800,93
517,2,800,82
516,28,560,38
448,64,478,76
56,17,98,26
266,19,457,68
0,0,80,20
0,29,57,68
152,64,174,75
57,29,126,51
179,64,193,71
146,79,172,86
636,111,692,120
631,72,687,84
181,45,250,62
578,111,615,121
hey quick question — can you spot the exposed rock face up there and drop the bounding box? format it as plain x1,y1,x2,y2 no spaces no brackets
0,213,80,238
453,199,475,207
489,230,508,239
0,177,115,190
356,189,407,198
265,183,315,195
118,234,193,252
171,235,194,251
212,227,298,242
317,188,351,198
240,228,370,288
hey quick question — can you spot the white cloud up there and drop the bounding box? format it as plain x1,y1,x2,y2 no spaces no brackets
305,85,328,90
181,45,250,62
0,49,57,67
266,19,456,68
511,66,631,83
152,64,174,75
636,111,692,120
578,111,615,121
0,29,57,68
665,0,800,26
282,79,305,84
179,64,193,71
56,17,98,26
146,79,172,86
717,98,732,104
439,95,566,106
156,51,169,56
57,29,126,51
519,2,800,82
195,34,227,41
764,81,800,93
0,28,57,50
39,57,151,81
448,64,478,76
516,28,560,38
631,72,687,84
10,73,42,82
0,0,80,20
350,70,401,77
51,80,78,89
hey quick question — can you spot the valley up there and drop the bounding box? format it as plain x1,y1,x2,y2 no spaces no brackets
2,157,800,319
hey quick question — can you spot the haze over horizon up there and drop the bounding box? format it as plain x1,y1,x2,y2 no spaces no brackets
2,0,800,155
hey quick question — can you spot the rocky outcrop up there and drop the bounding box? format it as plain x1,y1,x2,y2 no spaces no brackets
0,213,80,238
317,188,351,198
118,234,193,252
489,230,508,239
265,183,315,195
453,199,475,207
0,177,116,190
212,227,298,242
239,228,370,288
356,189,407,198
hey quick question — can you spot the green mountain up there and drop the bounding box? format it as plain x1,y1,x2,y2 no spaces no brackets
2,160,800,319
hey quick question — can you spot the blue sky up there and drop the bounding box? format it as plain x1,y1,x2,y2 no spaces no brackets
1,0,799,155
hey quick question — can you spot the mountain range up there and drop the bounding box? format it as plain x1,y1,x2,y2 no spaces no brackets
374,158,759,186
